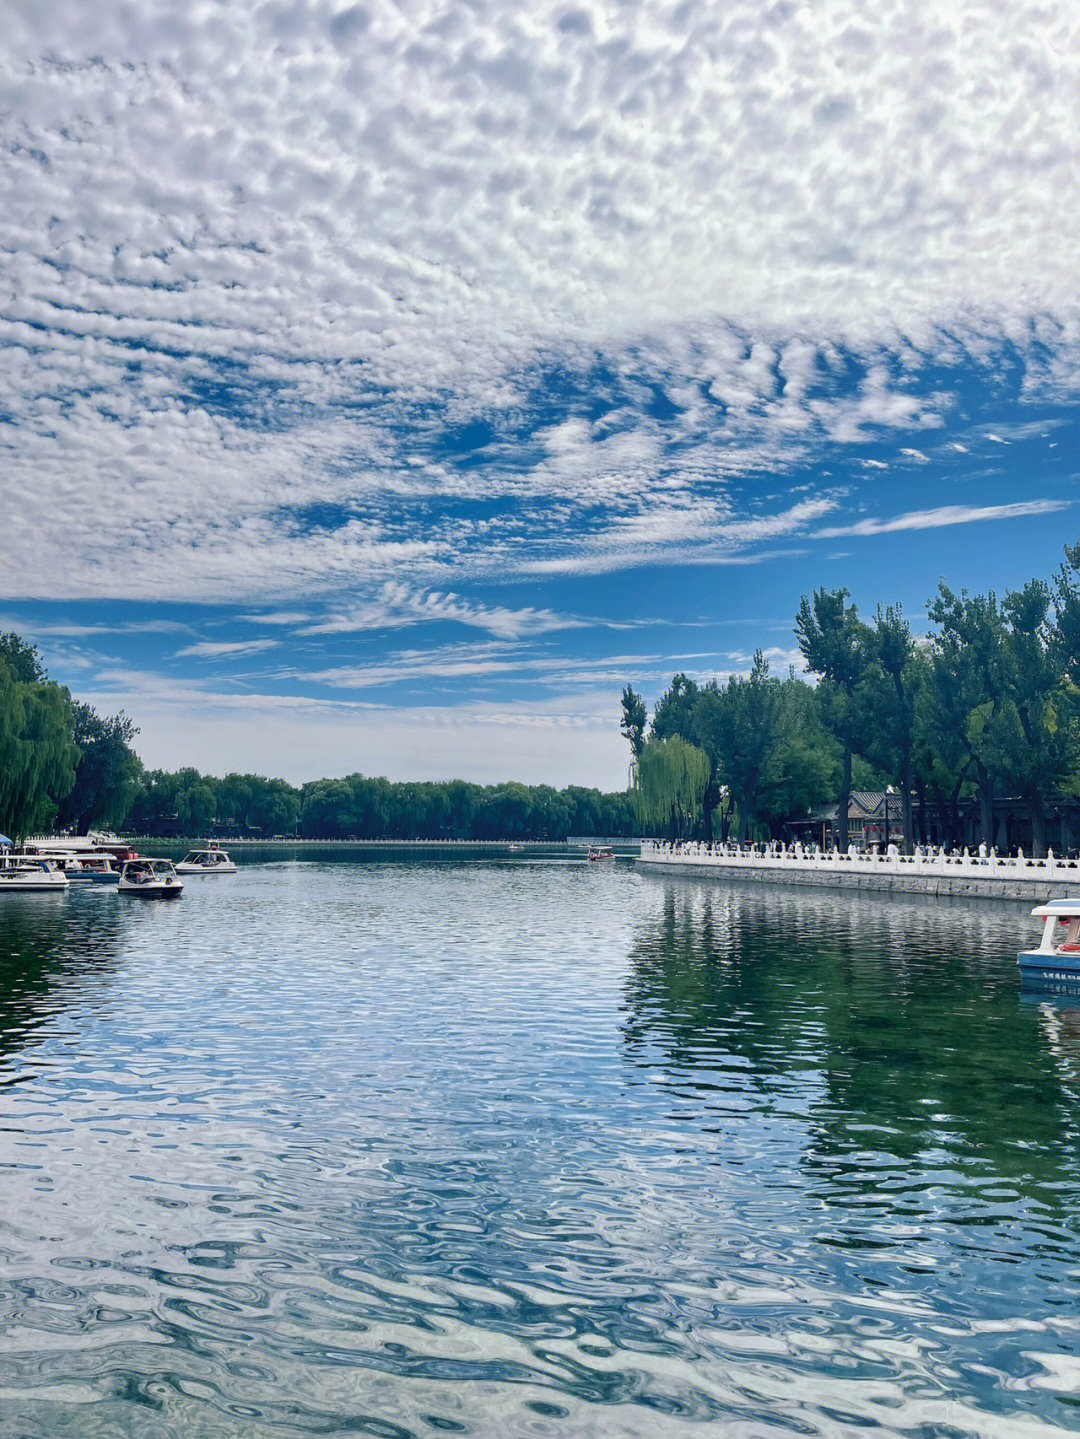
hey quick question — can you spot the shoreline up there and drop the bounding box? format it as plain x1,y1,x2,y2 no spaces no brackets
637,844,1080,901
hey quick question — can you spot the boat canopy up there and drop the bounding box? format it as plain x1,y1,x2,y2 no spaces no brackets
1030,898,1080,917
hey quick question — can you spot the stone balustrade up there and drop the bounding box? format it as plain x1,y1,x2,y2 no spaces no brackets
637,840,1080,900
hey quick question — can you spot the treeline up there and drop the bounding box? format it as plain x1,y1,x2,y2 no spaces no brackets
625,542,1080,857
0,633,142,841
131,770,637,841
0,629,636,843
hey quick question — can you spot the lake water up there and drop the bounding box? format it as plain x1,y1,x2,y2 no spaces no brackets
2,855,1080,1437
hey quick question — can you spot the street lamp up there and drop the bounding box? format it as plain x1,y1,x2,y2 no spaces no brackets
885,785,897,852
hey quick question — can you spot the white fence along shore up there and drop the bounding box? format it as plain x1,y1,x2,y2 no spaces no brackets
638,840,1080,900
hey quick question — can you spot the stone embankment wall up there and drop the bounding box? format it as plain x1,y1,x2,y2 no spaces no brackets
637,845,1080,901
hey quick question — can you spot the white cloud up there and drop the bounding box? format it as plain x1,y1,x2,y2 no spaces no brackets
816,499,1068,538
0,2,1078,604
297,641,670,692
525,496,835,576
239,611,312,627
176,638,280,659
301,583,588,641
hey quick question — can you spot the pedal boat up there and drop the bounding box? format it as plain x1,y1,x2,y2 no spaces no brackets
118,858,184,898
1019,899,1080,988
175,846,236,874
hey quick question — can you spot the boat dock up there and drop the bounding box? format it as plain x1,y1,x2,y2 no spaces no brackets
638,841,1080,900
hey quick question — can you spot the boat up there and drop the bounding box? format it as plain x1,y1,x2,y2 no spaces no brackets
22,833,140,863
0,858,69,892
118,859,184,898
1019,899,1080,989
507,842,525,853
42,851,100,882
587,845,615,863
175,845,236,874
76,855,122,885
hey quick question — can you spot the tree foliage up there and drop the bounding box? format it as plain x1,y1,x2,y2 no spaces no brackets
56,704,143,832
629,542,1080,855
126,769,637,841
633,736,711,839
0,641,78,840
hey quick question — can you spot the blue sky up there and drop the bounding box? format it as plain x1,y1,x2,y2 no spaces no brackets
2,2,1079,788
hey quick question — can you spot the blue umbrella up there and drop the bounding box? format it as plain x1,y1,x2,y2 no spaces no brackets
0,835,11,847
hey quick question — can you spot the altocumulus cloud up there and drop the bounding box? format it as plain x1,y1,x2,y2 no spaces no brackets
2,0,1080,604
3,0,1080,784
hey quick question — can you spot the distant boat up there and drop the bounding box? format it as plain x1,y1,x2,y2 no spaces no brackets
507,842,525,852
587,845,614,863
176,845,236,874
118,859,183,898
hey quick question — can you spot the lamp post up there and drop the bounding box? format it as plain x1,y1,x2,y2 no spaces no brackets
885,785,896,851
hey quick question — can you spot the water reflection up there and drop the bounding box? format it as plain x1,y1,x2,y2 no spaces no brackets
624,879,1080,1188
3,863,1080,1436
0,890,124,1061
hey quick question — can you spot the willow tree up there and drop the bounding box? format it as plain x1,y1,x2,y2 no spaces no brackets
0,662,78,840
634,735,711,840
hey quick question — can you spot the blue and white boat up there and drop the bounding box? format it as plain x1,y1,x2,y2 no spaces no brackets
1019,899,1080,989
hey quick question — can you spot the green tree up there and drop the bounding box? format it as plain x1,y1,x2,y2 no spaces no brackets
0,633,46,684
634,735,711,840
1002,579,1078,855
619,685,648,769
693,652,785,842
858,606,919,851
56,704,142,832
795,589,873,850
927,584,1017,848
0,650,78,840
756,679,840,839
652,672,728,841
176,781,216,836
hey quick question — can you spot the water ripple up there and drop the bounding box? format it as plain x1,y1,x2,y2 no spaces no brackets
2,862,1080,1434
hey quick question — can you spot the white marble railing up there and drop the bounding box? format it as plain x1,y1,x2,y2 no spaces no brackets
639,840,1080,883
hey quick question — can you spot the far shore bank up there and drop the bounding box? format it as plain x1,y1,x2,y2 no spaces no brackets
129,836,643,850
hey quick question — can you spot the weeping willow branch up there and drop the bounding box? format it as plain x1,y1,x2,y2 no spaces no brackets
633,736,711,839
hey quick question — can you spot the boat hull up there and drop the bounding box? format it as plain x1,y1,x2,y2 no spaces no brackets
1018,949,1080,991
118,883,183,898
0,876,68,892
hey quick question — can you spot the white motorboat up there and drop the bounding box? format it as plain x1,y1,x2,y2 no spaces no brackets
118,859,184,898
175,845,236,874
0,858,69,892
587,845,615,863
1019,899,1080,990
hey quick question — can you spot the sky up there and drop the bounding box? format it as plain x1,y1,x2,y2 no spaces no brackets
2,0,1079,790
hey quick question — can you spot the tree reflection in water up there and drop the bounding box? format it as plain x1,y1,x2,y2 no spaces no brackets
0,894,124,1063
621,878,1080,1213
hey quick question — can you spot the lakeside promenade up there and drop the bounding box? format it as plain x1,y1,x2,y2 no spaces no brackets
638,839,1080,900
